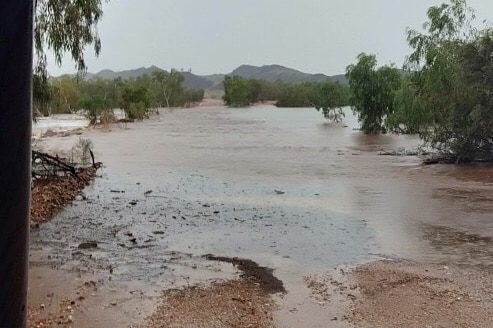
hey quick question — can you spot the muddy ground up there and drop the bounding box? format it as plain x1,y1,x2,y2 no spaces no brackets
28,105,493,327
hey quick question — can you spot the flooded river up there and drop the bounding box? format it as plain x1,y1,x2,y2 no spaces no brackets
30,105,493,327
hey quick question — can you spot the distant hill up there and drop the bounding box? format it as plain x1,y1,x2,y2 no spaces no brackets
181,71,215,90
86,66,215,90
229,64,336,84
86,66,162,80
83,64,348,90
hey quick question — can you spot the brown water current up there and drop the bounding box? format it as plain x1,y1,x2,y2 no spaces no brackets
30,105,493,327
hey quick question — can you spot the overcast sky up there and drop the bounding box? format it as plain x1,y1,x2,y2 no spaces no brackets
47,0,493,76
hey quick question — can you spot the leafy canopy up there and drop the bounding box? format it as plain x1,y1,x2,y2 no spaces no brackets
346,53,402,134
34,0,107,75
393,0,493,160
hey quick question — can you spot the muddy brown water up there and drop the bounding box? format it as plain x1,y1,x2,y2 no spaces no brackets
30,105,493,327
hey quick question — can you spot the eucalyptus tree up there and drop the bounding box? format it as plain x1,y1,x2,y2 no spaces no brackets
346,53,402,133
312,81,349,123
33,0,107,112
398,0,493,160
152,69,185,107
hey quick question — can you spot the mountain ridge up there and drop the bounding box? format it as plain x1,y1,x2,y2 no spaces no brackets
82,64,348,90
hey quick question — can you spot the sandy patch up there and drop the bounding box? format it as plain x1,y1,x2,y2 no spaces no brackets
139,279,276,328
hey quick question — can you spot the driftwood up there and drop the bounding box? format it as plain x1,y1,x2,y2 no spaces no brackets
31,150,101,180
32,150,77,179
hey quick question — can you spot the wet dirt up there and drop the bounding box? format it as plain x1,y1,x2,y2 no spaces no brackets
204,255,285,294
29,105,493,327
348,260,493,328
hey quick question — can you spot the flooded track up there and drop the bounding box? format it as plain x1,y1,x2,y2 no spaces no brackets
29,105,493,327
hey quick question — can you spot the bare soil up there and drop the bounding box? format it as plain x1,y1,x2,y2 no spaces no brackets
30,167,97,227
139,279,276,328
306,260,493,328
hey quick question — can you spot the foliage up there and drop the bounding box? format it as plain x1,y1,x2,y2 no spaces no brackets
275,83,316,108
174,88,205,108
391,0,493,160
120,85,152,120
386,77,431,134
78,94,111,124
35,69,205,123
53,76,80,113
223,76,252,107
346,53,402,133
33,73,54,117
152,70,185,107
33,0,108,119
222,75,350,122
34,0,106,75
312,81,350,122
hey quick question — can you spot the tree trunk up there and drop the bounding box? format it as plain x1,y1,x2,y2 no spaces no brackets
0,1,33,327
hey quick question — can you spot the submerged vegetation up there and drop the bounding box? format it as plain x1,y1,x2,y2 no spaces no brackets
345,0,493,161
223,75,351,122
346,54,402,133
35,72,205,121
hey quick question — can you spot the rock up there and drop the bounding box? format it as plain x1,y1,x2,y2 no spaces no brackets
78,241,98,249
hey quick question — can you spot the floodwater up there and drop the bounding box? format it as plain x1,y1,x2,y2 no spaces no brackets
30,105,493,327
32,114,90,137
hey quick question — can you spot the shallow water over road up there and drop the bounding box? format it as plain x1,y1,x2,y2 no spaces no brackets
31,105,493,326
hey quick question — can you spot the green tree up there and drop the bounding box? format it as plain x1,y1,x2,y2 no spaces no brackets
152,69,185,107
312,81,349,122
120,85,152,120
79,94,110,124
33,0,107,117
33,74,55,117
34,0,106,75
346,53,402,133
247,79,262,104
53,76,80,113
396,0,493,160
275,83,315,108
223,76,251,107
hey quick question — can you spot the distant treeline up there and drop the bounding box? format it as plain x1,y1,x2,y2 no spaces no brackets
34,69,204,121
222,75,351,120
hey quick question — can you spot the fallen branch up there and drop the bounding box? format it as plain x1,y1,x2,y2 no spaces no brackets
32,150,77,179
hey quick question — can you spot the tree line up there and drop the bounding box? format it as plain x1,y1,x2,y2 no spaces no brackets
34,69,204,122
223,76,351,121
